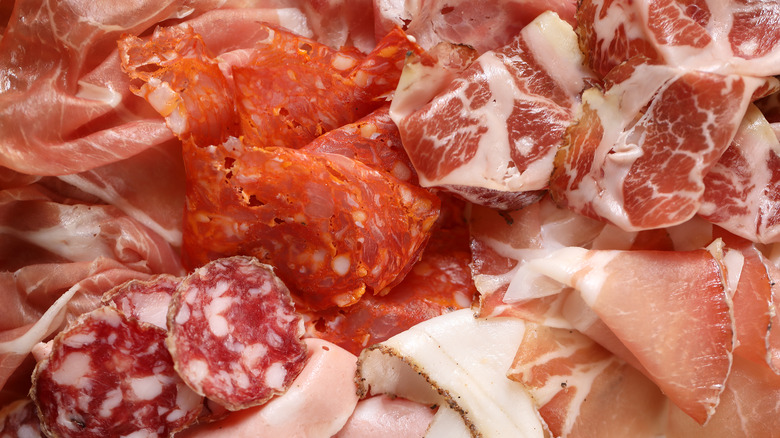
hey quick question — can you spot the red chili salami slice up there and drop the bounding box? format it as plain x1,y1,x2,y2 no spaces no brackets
30,306,203,438
102,274,182,330
167,256,307,411
0,399,42,438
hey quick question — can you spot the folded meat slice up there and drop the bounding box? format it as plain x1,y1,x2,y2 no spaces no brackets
516,246,732,425
179,338,359,438
550,61,770,231
182,137,440,310
334,395,435,438
393,11,593,210
508,324,666,437
578,0,780,77
374,0,576,53
700,105,780,244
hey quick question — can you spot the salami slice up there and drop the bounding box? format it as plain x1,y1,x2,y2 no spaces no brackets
30,306,203,438
0,399,42,438
102,274,182,330
167,256,307,411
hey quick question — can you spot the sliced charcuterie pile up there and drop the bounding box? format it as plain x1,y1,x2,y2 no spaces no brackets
234,25,421,149
549,61,772,230
182,137,440,310
102,274,182,330
30,306,203,438
302,105,418,184
700,105,780,244
392,11,593,210
577,0,780,78
167,256,307,410
507,324,665,437
0,399,42,437
304,219,476,355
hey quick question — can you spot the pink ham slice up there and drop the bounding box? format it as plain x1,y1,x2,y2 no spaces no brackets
700,105,780,244
515,247,732,424
508,324,665,437
550,60,772,231
179,338,360,438
334,395,435,438
392,12,593,210
577,0,780,78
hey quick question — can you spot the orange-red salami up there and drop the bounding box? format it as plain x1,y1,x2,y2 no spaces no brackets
167,256,306,411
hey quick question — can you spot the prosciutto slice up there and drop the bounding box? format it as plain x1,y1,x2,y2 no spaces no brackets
393,12,593,210
550,61,771,231
514,246,732,424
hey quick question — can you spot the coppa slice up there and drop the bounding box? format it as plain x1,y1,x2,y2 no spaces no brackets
167,256,307,411
30,306,203,438
392,11,593,210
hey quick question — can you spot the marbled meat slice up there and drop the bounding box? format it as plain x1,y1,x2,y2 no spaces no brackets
102,274,182,330
30,306,203,438
167,256,307,410
182,137,440,310
700,105,780,244
234,24,420,149
550,61,769,231
0,399,42,438
393,11,592,210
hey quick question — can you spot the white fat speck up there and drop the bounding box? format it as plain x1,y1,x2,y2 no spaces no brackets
130,375,164,400
265,362,287,390
99,388,123,417
121,430,156,438
210,281,231,297
51,352,92,387
241,343,268,369
205,295,233,337
186,359,210,386
175,303,191,325
166,408,185,422
62,332,97,348
332,254,351,276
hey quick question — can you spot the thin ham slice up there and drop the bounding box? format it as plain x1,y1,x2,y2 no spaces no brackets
334,395,435,438
515,246,732,424
393,11,593,210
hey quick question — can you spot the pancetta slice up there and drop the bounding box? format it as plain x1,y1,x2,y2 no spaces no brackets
700,105,780,244
514,246,732,424
393,12,593,210
182,137,440,310
507,324,666,437
578,0,780,77
550,61,770,231
356,309,546,437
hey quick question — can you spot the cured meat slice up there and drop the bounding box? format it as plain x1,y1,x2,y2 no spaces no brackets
356,309,546,437
375,0,577,53
30,306,202,438
304,223,475,355
234,25,421,150
578,0,780,78
179,338,359,438
119,24,239,147
302,105,418,184
102,274,181,330
0,399,42,437
393,12,593,210
517,246,732,424
700,105,780,244
507,324,665,437
167,256,307,410
666,357,780,437
182,137,440,310
334,395,436,438
550,62,769,231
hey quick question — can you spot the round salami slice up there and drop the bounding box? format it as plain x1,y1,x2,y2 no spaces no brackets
30,306,203,438
167,256,307,411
